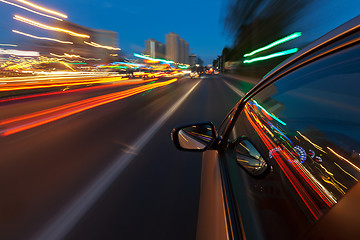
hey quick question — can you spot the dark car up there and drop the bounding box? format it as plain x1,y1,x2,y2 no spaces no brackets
172,16,360,240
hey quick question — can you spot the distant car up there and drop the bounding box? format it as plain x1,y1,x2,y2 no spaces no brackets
172,16,360,240
190,71,200,79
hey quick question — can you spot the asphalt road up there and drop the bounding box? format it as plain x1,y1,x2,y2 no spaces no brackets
0,74,252,240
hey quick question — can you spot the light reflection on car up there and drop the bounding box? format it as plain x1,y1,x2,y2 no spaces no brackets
172,15,360,240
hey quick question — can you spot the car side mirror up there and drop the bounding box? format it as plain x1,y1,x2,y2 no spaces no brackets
234,137,269,176
171,122,217,152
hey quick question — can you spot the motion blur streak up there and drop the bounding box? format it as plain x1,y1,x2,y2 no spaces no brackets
12,30,73,44
0,79,177,136
243,32,302,57
244,105,321,219
327,147,360,172
33,80,200,240
0,76,158,92
16,0,67,18
84,41,120,50
243,48,298,64
13,15,89,38
0,0,63,21
0,78,156,103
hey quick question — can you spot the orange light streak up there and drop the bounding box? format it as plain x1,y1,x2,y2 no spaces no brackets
0,76,141,92
0,0,63,21
13,15,89,38
84,41,120,51
15,0,67,18
328,147,360,172
0,79,177,136
0,78,157,103
12,30,73,44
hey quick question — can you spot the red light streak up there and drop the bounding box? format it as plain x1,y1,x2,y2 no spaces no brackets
0,79,177,136
244,106,321,219
0,77,159,92
0,78,159,104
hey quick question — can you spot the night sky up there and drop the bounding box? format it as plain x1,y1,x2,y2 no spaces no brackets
0,0,359,64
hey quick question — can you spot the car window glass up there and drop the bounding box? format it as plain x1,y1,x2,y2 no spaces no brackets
231,44,360,238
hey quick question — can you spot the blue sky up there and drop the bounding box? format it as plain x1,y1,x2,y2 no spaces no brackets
0,0,358,64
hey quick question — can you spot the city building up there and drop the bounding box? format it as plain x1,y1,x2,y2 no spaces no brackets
144,38,165,59
165,32,180,63
184,42,189,64
143,32,191,64
189,54,197,66
49,20,120,63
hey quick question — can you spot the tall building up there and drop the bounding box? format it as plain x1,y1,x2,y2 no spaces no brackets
166,32,179,62
179,38,185,63
184,42,189,64
145,38,165,58
51,20,120,63
189,54,197,66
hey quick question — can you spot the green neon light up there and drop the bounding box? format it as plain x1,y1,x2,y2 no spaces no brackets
243,32,302,58
253,100,287,126
133,53,174,64
68,62,87,64
178,65,189,69
243,48,298,64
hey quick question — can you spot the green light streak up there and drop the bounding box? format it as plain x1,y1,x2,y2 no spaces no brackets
133,53,174,64
178,65,188,69
243,48,298,64
253,100,287,126
243,32,302,58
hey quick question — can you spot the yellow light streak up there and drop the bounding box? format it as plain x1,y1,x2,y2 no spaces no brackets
334,162,358,182
15,0,67,18
49,53,100,61
60,62,75,71
84,41,120,50
13,15,90,38
12,30,73,44
328,147,360,172
0,0,63,21
297,131,326,153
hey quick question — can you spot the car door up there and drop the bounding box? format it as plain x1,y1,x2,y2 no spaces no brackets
221,29,360,239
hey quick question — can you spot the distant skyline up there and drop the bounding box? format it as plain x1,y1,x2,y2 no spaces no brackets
0,0,229,64
0,0,358,64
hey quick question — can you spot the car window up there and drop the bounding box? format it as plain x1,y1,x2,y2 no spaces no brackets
229,44,360,238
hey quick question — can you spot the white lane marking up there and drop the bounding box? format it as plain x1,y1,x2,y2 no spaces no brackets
33,80,202,240
222,79,245,97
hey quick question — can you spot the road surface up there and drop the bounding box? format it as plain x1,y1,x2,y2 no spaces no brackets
0,73,254,240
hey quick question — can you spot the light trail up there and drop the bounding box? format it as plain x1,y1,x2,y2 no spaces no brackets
12,30,73,44
0,78,155,104
13,15,90,38
15,0,67,18
244,32,302,57
328,147,360,172
0,75,144,92
0,79,177,136
0,43,18,47
133,53,174,64
0,0,63,21
243,48,298,64
84,41,120,51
